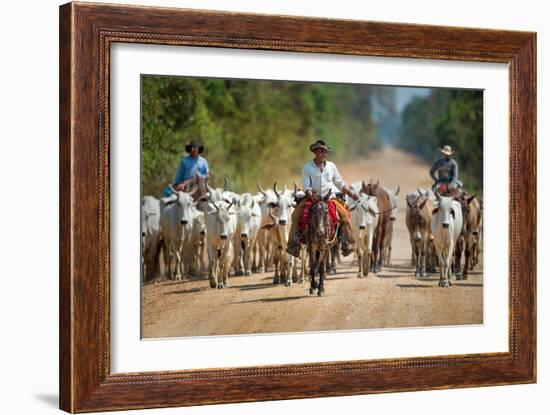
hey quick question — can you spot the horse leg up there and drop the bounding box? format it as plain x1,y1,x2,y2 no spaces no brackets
309,250,318,295
318,253,327,297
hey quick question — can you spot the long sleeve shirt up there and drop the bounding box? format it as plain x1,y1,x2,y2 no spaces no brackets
302,160,345,197
173,155,209,185
429,157,458,187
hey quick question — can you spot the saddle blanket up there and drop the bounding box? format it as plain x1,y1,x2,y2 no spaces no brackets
299,199,339,238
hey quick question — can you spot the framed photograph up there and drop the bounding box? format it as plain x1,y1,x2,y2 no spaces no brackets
59,2,536,412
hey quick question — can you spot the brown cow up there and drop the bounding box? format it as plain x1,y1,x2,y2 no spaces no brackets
361,180,392,273
405,192,433,278
453,191,482,280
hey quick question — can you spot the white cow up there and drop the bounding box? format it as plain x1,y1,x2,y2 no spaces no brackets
159,188,198,280
234,193,262,276
382,185,400,266
190,210,207,277
431,192,463,287
264,183,297,286
203,197,238,289
141,196,162,282
347,193,379,278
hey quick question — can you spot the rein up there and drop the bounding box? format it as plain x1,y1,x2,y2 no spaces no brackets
327,223,339,245
349,199,397,215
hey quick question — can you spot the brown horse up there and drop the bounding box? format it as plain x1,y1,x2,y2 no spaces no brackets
306,190,337,297
361,180,392,273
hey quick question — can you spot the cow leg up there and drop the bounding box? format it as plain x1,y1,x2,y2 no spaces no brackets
162,241,172,280
356,241,363,278
299,248,307,284
372,234,380,273
414,242,421,277
438,250,450,288
420,238,432,278
463,241,471,279
291,253,299,283
207,245,217,289
454,237,463,280
273,251,280,284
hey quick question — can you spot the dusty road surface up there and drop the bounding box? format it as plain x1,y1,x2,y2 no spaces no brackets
142,147,483,338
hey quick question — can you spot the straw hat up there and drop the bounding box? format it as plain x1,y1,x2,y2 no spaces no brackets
185,140,204,154
439,145,453,156
309,139,331,152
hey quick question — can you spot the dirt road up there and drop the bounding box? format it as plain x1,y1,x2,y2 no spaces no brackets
142,147,483,338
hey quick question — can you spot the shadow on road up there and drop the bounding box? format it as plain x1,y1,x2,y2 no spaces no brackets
232,295,309,304
237,283,279,291
454,282,484,288
164,287,203,295
397,284,432,289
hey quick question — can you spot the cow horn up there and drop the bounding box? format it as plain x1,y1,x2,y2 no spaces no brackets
273,182,280,198
293,182,298,198
467,194,478,204
206,179,215,194
223,176,229,191
417,188,424,196
187,185,199,196
395,185,400,196
256,181,267,196
169,185,179,195
361,180,367,194
209,194,220,211
419,197,428,210
434,188,441,201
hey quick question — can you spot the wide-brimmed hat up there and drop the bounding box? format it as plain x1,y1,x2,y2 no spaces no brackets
309,139,331,153
185,140,204,154
439,145,453,156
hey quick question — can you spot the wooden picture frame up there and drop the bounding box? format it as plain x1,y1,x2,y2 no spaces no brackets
59,2,536,412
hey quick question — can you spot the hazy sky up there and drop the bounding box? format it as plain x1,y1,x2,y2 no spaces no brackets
395,86,431,112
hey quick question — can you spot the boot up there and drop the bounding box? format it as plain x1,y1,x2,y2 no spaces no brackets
286,231,302,258
338,222,355,257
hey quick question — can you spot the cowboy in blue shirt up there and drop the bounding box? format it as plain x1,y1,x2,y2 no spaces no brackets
163,140,209,196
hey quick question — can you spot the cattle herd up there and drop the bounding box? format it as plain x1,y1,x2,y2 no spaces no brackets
141,178,482,294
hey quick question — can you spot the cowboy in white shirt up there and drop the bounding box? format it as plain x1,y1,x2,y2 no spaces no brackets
286,139,358,257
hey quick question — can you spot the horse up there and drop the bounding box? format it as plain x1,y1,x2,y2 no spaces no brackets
305,190,338,297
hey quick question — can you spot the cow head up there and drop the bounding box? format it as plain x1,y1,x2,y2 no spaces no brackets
271,182,294,226
406,192,430,241
349,194,378,230
168,187,197,227
237,194,261,240
209,197,237,241
361,179,379,196
432,194,456,230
